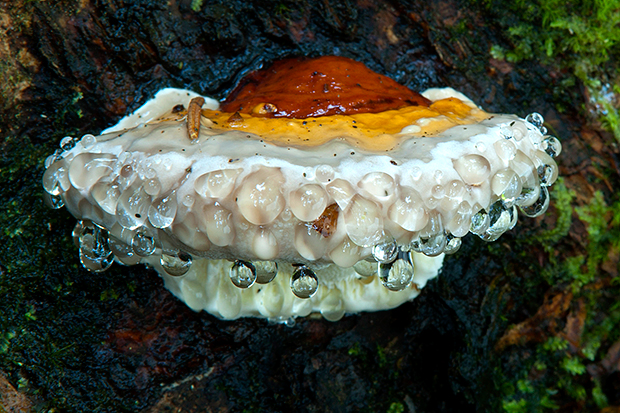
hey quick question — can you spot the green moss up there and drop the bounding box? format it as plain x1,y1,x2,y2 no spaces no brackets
476,0,620,140
386,401,405,413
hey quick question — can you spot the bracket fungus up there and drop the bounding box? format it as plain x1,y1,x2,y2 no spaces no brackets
43,56,562,322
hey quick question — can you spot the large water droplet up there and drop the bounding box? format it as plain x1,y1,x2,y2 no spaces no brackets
515,178,541,208
417,212,446,256
229,260,257,289
160,251,192,276
444,235,462,254
77,221,114,272
116,186,150,230
372,237,398,263
542,136,562,158
525,113,544,129
480,201,515,241
379,251,414,291
42,163,69,196
353,260,377,277
520,186,549,218
132,227,156,257
108,235,139,266
92,181,121,215
60,136,76,151
43,192,65,209
255,261,278,284
470,208,490,235
291,266,318,299
148,192,178,229
79,134,97,150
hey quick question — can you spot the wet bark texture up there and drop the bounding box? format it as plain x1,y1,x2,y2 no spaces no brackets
1,0,619,412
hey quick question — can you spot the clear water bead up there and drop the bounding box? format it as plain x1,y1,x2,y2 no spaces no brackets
499,126,513,140
160,251,192,276
43,192,65,209
108,236,138,266
520,186,550,218
470,209,490,235
77,221,114,272
353,260,378,277
230,260,257,288
255,261,278,284
537,164,556,187
291,266,318,299
379,251,414,291
372,238,398,263
417,213,446,256
132,228,156,257
444,235,462,254
45,149,62,169
59,136,76,151
525,113,544,130
116,186,150,230
542,136,562,158
79,134,97,150
480,201,515,242
148,192,178,229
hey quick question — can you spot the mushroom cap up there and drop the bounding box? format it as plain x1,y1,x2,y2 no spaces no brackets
42,57,561,321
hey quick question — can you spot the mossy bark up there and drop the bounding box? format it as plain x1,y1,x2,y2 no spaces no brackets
1,0,619,412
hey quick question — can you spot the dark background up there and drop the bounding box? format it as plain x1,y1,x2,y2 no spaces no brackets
1,0,619,412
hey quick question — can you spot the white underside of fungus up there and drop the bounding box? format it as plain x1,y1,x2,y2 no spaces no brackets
43,83,561,322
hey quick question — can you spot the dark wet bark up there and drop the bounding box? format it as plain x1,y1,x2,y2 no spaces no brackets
1,0,619,412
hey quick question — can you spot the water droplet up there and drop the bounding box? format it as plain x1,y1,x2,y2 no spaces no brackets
444,235,461,254
491,169,522,208
45,149,63,169
182,194,195,208
60,136,76,151
372,238,398,263
525,113,544,129
116,186,150,230
42,163,68,196
494,139,517,161
542,136,562,158
417,212,446,256
470,209,490,235
117,164,136,188
433,170,444,183
92,182,121,215
379,251,414,291
108,235,139,266
148,192,178,229
480,201,515,241
255,261,278,284
515,178,541,208
519,186,549,218
230,260,257,288
500,126,513,140
144,178,162,196
539,126,548,135
475,142,487,152
533,150,559,187
132,227,156,256
43,192,65,209
291,266,318,299
537,164,555,187
411,166,422,181
160,251,192,276
80,134,97,150
77,221,114,272
353,260,377,277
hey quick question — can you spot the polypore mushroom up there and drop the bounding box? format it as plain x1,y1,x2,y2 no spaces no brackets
42,56,562,322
